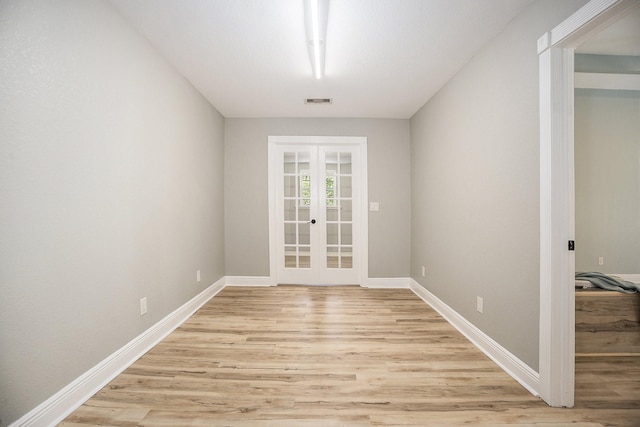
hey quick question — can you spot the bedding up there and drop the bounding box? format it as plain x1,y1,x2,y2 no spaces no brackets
575,272,640,293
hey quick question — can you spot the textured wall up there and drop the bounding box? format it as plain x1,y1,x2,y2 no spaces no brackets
224,118,411,279
410,0,589,371
0,1,225,425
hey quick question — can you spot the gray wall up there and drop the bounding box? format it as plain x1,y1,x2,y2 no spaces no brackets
409,0,588,371
225,118,411,279
0,1,225,425
575,89,640,274
575,54,640,74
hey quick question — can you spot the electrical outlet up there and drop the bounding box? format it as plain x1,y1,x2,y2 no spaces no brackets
197,269,201,282
140,297,147,316
598,257,604,266
421,266,426,277
476,296,483,314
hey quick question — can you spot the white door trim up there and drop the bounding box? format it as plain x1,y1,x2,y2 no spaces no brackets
268,136,368,286
537,0,639,407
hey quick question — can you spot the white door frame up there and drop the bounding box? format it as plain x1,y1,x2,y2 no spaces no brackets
537,0,640,407
267,136,368,286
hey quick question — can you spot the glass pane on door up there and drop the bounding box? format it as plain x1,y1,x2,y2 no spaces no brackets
283,151,312,269
325,151,353,270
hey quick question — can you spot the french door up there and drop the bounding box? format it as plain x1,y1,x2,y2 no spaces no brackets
269,137,365,285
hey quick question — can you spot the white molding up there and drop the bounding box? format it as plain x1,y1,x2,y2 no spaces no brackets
267,141,278,286
574,72,640,90
364,277,411,288
550,0,620,46
409,280,540,397
267,136,368,286
11,278,226,427
538,0,640,408
225,276,276,286
539,29,578,411
359,142,369,288
613,274,640,283
537,32,551,54
267,135,367,145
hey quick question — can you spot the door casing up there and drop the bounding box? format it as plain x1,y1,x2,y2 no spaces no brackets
268,136,368,286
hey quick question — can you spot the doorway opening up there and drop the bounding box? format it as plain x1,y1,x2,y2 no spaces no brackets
268,136,368,286
538,0,640,408
573,5,640,407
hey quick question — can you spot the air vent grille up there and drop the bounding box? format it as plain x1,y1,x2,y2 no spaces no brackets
304,98,332,104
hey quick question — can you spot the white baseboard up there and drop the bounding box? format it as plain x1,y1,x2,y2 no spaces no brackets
225,276,276,286
224,277,411,288
364,277,411,288
409,279,540,397
11,278,226,427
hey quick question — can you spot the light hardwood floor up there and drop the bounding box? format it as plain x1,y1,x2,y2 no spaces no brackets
575,289,640,354
62,286,640,426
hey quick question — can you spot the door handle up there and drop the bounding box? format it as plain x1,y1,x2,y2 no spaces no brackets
308,219,316,224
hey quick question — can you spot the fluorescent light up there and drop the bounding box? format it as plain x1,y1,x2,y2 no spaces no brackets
311,0,322,79
304,0,327,79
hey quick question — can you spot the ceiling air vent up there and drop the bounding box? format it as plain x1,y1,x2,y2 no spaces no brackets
304,98,332,104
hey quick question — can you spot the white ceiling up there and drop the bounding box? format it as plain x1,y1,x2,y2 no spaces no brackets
576,7,640,56
109,0,534,119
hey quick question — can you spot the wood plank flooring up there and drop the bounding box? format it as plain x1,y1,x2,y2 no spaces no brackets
61,286,640,426
576,289,640,354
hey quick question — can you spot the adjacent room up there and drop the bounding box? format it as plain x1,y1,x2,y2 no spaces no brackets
572,6,640,404
1,0,639,426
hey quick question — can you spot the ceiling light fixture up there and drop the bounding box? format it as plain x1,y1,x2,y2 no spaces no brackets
311,0,322,79
304,0,328,79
